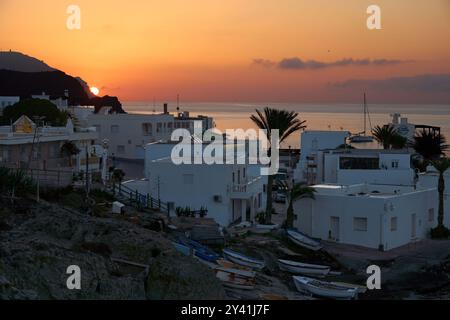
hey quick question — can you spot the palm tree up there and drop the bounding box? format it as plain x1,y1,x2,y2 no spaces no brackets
411,130,448,162
371,125,405,149
279,181,316,229
250,107,307,223
430,157,450,238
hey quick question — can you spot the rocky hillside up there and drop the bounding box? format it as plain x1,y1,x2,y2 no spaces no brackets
0,197,225,300
0,51,126,114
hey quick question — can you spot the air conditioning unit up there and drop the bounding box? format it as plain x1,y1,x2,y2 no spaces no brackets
213,195,222,203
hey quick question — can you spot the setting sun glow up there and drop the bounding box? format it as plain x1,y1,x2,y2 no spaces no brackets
90,87,100,96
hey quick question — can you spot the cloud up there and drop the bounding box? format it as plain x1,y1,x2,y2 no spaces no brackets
253,57,408,70
252,58,276,68
332,73,450,93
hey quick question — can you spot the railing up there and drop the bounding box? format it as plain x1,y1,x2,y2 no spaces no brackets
111,182,168,213
0,164,74,187
230,176,262,195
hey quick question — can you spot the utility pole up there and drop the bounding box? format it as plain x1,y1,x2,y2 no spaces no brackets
85,145,89,197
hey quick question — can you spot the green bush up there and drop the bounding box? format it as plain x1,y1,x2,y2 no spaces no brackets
0,98,69,126
0,167,35,197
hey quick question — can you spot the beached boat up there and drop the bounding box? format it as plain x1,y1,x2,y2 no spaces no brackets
172,239,220,263
293,276,358,300
278,259,330,276
223,248,265,270
217,258,251,271
331,281,367,294
214,267,256,290
287,229,322,251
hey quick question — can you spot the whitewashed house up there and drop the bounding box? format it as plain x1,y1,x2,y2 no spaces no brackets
293,130,350,184
123,141,267,227
418,167,450,229
293,183,437,251
321,149,415,186
85,104,214,160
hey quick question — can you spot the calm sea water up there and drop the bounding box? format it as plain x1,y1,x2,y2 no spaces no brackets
123,102,450,149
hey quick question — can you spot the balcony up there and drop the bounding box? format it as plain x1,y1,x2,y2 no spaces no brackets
229,176,262,199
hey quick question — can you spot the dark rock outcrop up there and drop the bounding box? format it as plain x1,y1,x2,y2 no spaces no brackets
0,200,225,300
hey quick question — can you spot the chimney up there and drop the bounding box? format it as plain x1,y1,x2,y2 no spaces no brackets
163,103,168,114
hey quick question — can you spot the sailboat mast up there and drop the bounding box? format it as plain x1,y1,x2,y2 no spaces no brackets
363,92,367,135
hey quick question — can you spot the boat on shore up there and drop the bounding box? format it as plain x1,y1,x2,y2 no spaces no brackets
287,229,322,251
223,248,265,270
172,238,220,263
214,267,256,290
278,259,330,276
293,276,358,300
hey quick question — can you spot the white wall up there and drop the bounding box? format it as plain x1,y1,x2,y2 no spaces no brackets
294,186,437,250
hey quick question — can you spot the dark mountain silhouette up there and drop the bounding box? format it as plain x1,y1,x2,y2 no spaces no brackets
0,51,55,72
0,51,125,113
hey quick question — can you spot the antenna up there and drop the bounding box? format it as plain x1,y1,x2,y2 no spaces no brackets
177,94,180,111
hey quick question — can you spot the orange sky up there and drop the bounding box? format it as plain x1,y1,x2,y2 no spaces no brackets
1,0,450,103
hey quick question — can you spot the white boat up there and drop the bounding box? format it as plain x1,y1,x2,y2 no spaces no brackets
331,281,367,294
278,259,330,276
287,229,322,251
349,92,374,143
214,267,256,290
223,248,265,270
293,276,358,300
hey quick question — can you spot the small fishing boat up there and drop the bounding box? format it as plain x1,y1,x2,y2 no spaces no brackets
214,267,256,290
223,248,265,270
331,281,367,294
293,276,358,300
278,259,330,276
172,239,220,263
217,258,251,271
287,229,322,251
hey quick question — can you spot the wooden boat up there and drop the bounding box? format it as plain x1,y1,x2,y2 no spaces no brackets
172,239,220,263
223,248,265,270
287,229,322,251
278,259,330,276
217,258,251,271
331,281,367,294
293,276,358,300
214,267,256,290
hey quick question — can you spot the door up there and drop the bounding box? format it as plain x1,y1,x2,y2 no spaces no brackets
411,213,417,238
330,216,340,241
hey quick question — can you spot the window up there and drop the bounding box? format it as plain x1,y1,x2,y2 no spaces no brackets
391,160,399,168
117,145,125,154
111,125,119,134
142,123,153,136
391,217,398,231
183,174,194,184
340,157,379,170
232,172,235,183
243,168,246,178
128,140,132,144
353,217,368,231
428,208,435,222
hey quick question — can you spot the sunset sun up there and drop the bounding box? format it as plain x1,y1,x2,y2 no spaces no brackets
90,87,100,96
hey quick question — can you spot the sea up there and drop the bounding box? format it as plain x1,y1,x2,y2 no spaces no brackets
123,102,450,149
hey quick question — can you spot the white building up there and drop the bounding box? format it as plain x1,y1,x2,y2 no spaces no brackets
293,130,415,186
84,104,214,160
293,183,438,251
124,141,267,227
0,96,20,115
320,149,415,186
294,130,350,184
418,167,450,229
